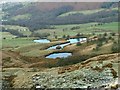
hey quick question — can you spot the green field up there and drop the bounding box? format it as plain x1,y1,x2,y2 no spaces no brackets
35,22,118,39
55,22,118,31
2,22,118,41
2,38,34,49
54,23,97,29
1,22,118,57
94,22,118,32
36,23,98,39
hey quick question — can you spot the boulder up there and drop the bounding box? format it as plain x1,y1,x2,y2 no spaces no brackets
56,46,62,49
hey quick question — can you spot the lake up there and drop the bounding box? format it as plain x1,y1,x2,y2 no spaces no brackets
67,38,87,43
46,52,72,59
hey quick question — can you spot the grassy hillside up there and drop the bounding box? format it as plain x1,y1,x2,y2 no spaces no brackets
58,9,104,17
2,53,119,88
2,25,31,36
1,2,119,89
11,14,31,21
58,7,118,17
1,32,16,39
2,2,118,30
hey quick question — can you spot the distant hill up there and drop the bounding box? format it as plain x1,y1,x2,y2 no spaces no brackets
3,2,102,11
2,2,118,31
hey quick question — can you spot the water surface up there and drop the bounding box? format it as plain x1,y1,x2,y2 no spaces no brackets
67,38,87,43
47,38,87,50
34,39,50,43
46,53,72,59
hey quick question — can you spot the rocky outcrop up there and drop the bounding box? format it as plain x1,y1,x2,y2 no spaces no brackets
30,53,119,89
3,53,119,89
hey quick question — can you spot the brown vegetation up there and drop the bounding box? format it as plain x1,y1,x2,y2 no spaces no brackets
58,53,119,74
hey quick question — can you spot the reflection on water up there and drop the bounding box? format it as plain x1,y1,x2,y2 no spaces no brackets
47,38,86,50
34,39,50,43
46,53,72,59
67,38,87,43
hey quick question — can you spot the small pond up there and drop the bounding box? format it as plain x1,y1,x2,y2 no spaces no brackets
67,38,87,44
46,53,72,59
34,39,50,43
47,38,87,50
